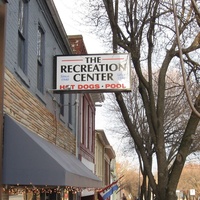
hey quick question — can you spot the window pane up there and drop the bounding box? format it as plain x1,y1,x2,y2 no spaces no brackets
37,27,43,63
37,62,43,92
18,0,24,34
37,25,44,93
68,95,72,124
60,94,64,116
18,34,25,71
18,0,28,74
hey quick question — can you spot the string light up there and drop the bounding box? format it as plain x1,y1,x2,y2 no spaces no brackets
3,185,99,195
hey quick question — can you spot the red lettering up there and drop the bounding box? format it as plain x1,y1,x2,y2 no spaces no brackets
78,84,100,89
60,85,69,90
105,84,126,89
59,85,75,90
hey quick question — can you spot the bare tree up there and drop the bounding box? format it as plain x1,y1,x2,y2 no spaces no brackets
103,71,199,200
116,161,140,199
85,1,200,200
178,163,200,199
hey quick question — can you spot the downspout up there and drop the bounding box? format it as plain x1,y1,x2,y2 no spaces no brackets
75,94,80,200
75,94,80,158
0,2,7,199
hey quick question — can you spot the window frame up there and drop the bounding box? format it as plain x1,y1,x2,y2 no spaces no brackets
17,0,29,74
36,23,45,94
60,93,65,116
81,94,95,153
68,94,73,126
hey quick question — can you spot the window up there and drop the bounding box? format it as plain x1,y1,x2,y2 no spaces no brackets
68,94,72,125
88,106,94,151
85,105,89,148
81,94,95,152
60,94,64,116
82,97,88,146
37,24,45,93
18,0,28,73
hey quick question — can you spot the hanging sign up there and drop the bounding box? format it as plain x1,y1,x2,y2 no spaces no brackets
55,53,131,92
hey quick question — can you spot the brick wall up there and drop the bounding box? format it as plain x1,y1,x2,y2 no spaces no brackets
68,35,87,54
4,68,76,154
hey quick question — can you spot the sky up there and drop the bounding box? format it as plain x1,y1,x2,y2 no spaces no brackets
53,0,106,54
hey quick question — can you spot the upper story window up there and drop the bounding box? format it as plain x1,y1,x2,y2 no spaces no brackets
18,0,25,34
37,24,45,93
68,94,73,125
18,0,28,74
81,94,95,152
60,94,64,116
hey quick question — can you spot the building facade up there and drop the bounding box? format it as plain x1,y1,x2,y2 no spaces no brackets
68,35,105,200
0,1,102,200
95,129,117,200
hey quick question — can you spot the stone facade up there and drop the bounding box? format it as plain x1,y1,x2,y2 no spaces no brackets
4,68,76,154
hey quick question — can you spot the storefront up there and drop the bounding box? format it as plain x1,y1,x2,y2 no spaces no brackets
3,115,102,200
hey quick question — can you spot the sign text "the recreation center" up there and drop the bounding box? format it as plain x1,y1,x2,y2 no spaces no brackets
60,56,127,82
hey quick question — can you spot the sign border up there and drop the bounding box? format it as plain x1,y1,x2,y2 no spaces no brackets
54,53,132,93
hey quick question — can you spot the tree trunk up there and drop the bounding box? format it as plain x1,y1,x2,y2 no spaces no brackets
97,1,200,200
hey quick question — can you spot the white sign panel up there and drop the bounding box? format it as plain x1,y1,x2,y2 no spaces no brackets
190,189,195,196
55,54,131,92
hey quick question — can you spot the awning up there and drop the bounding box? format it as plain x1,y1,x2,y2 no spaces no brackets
3,115,102,188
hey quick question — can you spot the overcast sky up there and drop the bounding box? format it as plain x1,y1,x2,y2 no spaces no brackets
53,0,106,54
